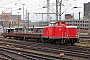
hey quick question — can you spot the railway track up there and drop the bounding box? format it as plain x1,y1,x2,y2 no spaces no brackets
0,38,72,60
0,46,70,60
0,55,9,60
0,38,90,60
79,36,90,38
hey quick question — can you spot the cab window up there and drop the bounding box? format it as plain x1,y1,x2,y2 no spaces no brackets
54,23,58,26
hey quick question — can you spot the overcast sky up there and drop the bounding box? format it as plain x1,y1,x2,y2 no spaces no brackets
0,0,89,21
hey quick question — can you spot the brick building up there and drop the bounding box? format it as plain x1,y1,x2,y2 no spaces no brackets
0,12,21,27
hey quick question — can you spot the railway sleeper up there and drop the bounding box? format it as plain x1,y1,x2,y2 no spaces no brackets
2,48,68,60
23,52,72,60
0,52,17,60
65,52,90,59
2,47,72,60
0,55,9,60
1,48,37,60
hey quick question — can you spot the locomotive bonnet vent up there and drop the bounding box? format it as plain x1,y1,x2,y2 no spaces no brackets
66,26,77,28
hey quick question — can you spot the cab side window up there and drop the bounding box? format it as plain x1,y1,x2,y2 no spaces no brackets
54,23,58,26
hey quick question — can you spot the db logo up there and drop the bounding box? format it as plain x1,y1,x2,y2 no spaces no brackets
59,29,61,31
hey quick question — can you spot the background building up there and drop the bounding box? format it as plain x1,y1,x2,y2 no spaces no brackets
63,19,88,30
0,12,21,27
26,21,49,27
65,14,73,19
84,2,90,17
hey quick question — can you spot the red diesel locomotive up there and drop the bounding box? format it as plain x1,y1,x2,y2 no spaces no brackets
2,21,79,45
42,21,79,45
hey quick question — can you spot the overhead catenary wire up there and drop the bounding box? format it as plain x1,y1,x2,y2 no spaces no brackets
61,4,71,15
0,0,22,13
0,0,22,6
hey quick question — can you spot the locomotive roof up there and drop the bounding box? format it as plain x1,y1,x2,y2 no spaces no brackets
50,22,56,24
66,26,77,28
50,21,66,24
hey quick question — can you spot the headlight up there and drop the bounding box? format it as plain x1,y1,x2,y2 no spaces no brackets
67,35,68,36
76,35,77,36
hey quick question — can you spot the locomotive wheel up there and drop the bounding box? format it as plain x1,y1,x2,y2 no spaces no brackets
71,42,74,46
50,40,56,44
70,39,75,45
64,40,68,45
56,40,61,45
